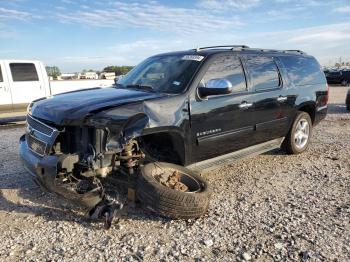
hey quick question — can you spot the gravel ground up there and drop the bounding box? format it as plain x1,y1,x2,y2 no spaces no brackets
0,86,349,261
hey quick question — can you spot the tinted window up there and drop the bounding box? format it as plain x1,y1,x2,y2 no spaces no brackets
0,66,3,82
245,56,280,91
328,71,341,76
201,55,246,92
10,63,39,82
342,71,350,78
279,56,324,86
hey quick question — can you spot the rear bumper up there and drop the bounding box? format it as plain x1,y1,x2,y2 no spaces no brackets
314,105,327,126
19,135,102,208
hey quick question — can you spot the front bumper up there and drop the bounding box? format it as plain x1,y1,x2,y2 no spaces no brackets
19,135,102,208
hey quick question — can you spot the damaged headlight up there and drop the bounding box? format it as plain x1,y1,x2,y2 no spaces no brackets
27,102,34,115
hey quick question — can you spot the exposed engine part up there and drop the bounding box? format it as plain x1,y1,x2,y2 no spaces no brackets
88,194,124,229
120,140,144,175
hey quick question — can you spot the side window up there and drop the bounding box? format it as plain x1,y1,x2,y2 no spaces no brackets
278,56,324,86
201,55,246,93
245,56,280,91
0,66,3,82
10,63,39,82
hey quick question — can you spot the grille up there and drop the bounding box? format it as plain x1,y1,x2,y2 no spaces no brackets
27,134,47,156
27,115,55,137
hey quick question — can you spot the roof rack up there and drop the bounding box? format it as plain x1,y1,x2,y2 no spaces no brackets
195,45,249,51
241,48,280,53
283,50,305,54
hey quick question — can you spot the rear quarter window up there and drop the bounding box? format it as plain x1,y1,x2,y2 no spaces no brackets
0,66,3,82
245,56,280,91
10,63,39,82
342,71,350,78
279,56,324,86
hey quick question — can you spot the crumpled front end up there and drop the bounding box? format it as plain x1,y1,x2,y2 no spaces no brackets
19,115,104,208
19,93,190,228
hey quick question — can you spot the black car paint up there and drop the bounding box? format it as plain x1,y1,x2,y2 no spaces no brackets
326,70,350,85
30,87,166,126
20,48,328,206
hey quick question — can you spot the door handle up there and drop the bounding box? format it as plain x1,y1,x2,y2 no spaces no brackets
277,96,287,102
239,101,253,109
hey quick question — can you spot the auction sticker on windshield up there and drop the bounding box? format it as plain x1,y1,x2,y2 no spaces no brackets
181,55,204,61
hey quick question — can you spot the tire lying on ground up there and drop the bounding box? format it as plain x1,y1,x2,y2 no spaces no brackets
137,162,210,219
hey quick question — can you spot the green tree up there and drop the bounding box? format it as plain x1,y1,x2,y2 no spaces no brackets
103,65,133,75
45,66,61,79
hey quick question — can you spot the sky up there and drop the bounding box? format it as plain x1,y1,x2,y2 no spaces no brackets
0,0,350,72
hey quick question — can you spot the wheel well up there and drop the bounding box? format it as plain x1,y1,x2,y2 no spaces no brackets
138,132,186,165
298,104,315,124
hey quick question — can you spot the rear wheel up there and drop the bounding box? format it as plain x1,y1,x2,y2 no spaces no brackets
283,111,312,154
137,162,210,219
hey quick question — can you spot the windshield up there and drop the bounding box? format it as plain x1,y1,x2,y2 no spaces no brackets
117,54,203,94
328,71,341,76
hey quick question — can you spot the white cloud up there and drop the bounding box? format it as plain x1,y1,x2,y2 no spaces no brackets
0,7,37,21
334,6,350,13
57,1,243,34
198,0,261,10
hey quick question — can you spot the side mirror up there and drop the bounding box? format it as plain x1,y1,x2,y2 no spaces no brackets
114,77,118,85
198,78,233,98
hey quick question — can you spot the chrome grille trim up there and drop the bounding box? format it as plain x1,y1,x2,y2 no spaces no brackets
27,114,56,137
26,115,59,157
27,134,47,157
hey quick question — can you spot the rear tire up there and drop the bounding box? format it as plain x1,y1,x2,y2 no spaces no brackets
137,162,210,219
283,111,312,154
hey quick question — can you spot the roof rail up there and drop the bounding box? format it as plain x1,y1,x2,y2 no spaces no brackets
195,45,249,51
283,49,306,54
241,47,280,53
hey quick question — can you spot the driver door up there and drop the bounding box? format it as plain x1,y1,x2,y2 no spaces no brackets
190,54,257,163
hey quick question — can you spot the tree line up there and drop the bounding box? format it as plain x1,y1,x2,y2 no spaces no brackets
45,65,134,78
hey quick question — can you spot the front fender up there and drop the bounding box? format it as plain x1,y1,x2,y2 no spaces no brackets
86,94,189,151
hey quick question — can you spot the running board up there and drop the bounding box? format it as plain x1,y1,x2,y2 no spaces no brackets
187,138,284,173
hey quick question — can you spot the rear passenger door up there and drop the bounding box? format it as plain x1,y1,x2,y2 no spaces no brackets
6,62,46,111
243,55,293,143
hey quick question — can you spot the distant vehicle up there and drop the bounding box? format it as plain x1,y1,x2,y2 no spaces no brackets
346,89,350,111
0,60,50,118
326,70,350,86
0,60,114,121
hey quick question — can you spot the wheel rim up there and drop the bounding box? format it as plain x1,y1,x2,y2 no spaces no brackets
151,165,202,193
294,118,310,149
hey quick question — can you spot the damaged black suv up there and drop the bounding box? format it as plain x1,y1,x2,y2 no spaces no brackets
20,45,328,226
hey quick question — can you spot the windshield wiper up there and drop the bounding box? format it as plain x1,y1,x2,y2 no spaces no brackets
126,84,155,92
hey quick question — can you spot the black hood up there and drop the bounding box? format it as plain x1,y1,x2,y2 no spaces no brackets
30,87,165,125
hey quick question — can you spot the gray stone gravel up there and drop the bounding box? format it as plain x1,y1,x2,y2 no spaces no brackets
0,86,349,261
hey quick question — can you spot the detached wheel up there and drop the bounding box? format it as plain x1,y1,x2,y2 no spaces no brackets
137,162,210,219
283,111,312,154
